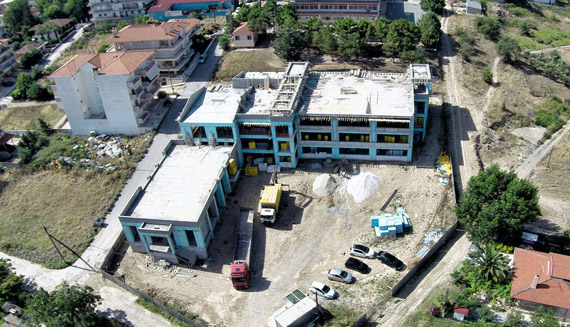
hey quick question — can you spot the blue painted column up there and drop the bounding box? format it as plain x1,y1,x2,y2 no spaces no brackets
222,169,231,193
167,235,176,254
423,101,429,141
271,124,280,165
332,147,339,159
332,118,338,142
216,183,226,207
142,235,150,252
205,211,213,240
196,229,206,247
370,122,377,143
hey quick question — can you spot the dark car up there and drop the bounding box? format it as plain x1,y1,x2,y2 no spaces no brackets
377,251,405,271
344,257,369,273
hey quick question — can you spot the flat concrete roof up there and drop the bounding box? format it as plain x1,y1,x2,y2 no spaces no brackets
183,86,244,125
241,88,278,115
129,145,232,222
243,71,283,80
298,72,414,118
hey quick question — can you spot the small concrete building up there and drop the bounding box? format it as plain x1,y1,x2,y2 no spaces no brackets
232,22,257,48
466,0,482,15
119,141,238,265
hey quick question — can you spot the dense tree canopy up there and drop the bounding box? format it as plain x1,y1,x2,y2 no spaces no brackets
27,282,101,327
273,23,305,61
417,11,442,49
420,0,445,15
383,19,421,57
455,165,540,243
496,36,521,63
0,259,26,306
475,17,502,41
3,0,36,37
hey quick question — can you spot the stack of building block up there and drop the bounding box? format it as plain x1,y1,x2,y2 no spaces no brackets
370,205,411,238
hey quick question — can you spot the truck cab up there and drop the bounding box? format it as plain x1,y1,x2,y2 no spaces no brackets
231,261,249,289
260,184,282,225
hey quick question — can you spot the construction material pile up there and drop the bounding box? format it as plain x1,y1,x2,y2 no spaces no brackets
347,172,380,203
312,174,338,198
435,153,452,185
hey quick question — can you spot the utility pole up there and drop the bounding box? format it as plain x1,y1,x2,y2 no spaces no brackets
43,227,97,272
44,227,67,265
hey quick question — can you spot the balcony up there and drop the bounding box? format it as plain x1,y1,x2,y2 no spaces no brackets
127,75,142,89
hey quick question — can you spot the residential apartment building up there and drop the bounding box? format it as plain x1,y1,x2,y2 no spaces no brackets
119,141,239,265
89,0,154,24
179,62,431,168
0,39,17,80
48,51,161,135
106,18,200,79
147,0,232,21
290,0,382,23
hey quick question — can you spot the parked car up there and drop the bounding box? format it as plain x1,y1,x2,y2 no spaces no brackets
344,257,369,273
377,251,405,271
349,244,376,259
198,53,207,64
308,281,336,299
327,268,354,284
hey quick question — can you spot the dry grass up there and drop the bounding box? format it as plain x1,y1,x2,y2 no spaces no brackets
0,103,63,130
214,48,285,80
54,32,111,67
0,133,154,268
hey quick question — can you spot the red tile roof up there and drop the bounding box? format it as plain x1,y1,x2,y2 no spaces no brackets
106,18,199,43
30,18,73,31
48,51,154,78
232,22,253,36
453,305,469,316
511,248,570,310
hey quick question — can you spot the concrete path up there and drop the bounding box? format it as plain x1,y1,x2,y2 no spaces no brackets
40,24,87,68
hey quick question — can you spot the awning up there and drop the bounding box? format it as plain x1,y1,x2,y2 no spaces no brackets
241,122,271,127
369,118,411,123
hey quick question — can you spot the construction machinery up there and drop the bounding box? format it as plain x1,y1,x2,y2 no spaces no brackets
230,207,254,290
259,170,285,225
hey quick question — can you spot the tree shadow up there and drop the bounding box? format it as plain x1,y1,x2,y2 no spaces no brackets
96,308,134,326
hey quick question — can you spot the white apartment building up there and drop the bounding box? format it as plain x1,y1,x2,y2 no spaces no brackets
0,39,17,80
49,51,161,135
89,0,154,24
106,18,200,79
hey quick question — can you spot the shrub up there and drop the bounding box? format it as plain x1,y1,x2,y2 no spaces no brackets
496,36,521,63
475,17,501,41
218,34,231,51
427,304,441,317
482,66,493,84
20,48,43,69
97,44,109,53
519,21,536,36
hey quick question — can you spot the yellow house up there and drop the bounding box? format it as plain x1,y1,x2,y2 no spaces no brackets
232,22,257,48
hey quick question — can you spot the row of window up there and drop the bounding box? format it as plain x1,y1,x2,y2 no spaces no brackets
302,147,408,157
295,4,377,10
234,35,253,40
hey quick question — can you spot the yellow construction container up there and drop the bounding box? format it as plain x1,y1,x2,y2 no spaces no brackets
248,141,256,149
365,135,369,142
229,165,237,176
385,136,395,143
228,158,236,169
267,157,273,165
402,135,409,143
247,156,253,163
245,164,258,176
318,134,322,141
360,135,365,142
324,135,329,141
345,135,350,141
305,134,309,140
280,142,289,151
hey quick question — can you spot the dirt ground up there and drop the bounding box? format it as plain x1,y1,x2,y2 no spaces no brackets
115,104,455,326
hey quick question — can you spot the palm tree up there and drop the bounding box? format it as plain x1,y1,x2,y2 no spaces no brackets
469,244,510,283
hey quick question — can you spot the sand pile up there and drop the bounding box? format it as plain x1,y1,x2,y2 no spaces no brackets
347,172,380,203
313,174,338,198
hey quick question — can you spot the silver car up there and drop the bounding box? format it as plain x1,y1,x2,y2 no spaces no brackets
309,281,336,299
349,244,376,259
327,268,354,283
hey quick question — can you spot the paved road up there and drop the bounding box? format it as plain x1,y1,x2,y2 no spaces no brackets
40,24,87,68
0,42,223,326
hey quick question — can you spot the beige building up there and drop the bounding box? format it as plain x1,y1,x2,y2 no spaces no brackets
107,18,200,79
89,0,154,24
49,51,162,135
232,22,257,48
0,39,16,80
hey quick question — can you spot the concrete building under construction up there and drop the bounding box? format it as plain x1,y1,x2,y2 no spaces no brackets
178,62,431,168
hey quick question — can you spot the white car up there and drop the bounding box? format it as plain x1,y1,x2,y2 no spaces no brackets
308,281,336,299
349,244,376,259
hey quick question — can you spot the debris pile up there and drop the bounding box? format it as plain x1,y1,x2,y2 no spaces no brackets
347,171,380,203
312,174,338,198
435,153,452,185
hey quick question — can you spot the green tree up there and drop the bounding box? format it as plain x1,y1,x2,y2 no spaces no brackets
420,0,445,15
117,20,130,30
219,33,231,51
63,0,89,22
188,11,202,20
371,17,390,42
500,312,524,327
496,36,521,63
134,15,159,24
275,4,297,28
17,130,49,164
417,11,442,49
482,66,493,84
530,306,560,327
356,19,372,40
247,4,271,34
383,19,420,57
313,25,337,53
235,5,251,23
336,31,365,59
333,17,358,35
475,17,501,41
43,3,65,20
3,0,36,37
273,23,305,61
302,17,323,45
20,49,43,69
16,72,34,90
469,244,510,283
401,47,426,63
27,282,102,327
38,118,55,136
455,165,540,243
519,21,536,37
0,259,26,306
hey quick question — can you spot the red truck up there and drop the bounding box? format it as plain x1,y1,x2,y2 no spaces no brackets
230,207,254,290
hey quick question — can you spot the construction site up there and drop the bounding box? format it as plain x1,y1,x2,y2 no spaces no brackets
110,61,456,325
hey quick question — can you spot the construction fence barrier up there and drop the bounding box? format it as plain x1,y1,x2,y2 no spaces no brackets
100,269,205,327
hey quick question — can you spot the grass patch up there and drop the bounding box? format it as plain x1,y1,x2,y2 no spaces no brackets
405,311,462,327
323,305,363,327
517,38,544,51
534,28,570,46
535,96,570,138
135,297,203,327
214,49,285,80
0,103,63,130
0,133,153,268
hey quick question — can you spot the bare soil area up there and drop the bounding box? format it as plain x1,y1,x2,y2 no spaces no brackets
115,108,455,326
